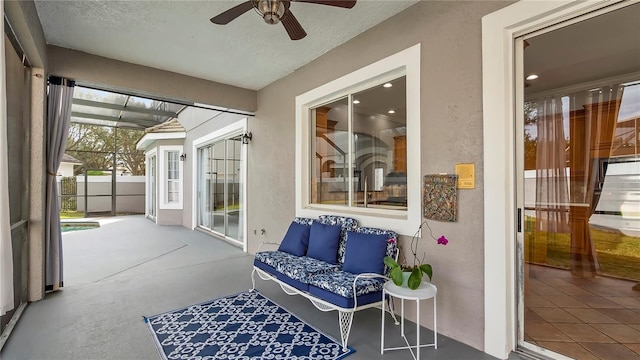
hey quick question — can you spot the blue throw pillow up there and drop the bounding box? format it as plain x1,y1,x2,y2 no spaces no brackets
306,222,342,264
278,222,311,256
343,231,389,274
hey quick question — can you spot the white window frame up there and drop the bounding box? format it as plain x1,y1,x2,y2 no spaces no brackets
192,118,249,252
481,1,633,358
145,149,157,219
295,44,421,234
159,145,183,209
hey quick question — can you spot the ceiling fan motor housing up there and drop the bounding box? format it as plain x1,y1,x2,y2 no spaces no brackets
254,0,286,24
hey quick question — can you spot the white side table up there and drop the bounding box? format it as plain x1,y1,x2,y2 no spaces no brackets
381,280,437,360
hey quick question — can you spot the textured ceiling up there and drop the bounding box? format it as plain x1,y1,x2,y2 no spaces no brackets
35,0,418,91
523,2,640,96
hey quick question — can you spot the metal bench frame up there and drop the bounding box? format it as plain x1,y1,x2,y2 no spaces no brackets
250,242,400,350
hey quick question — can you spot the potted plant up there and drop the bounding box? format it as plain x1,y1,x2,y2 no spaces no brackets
383,221,448,290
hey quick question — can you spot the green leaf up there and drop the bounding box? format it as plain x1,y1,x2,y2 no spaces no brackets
419,264,433,281
407,268,422,289
390,267,403,286
383,256,399,269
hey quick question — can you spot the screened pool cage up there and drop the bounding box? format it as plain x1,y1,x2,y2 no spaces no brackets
59,86,186,217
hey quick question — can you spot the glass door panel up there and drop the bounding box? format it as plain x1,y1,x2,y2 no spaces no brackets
210,141,225,235
225,136,243,242
519,4,640,359
197,147,211,229
148,154,156,218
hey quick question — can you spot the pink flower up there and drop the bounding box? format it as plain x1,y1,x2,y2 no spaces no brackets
387,238,397,244
437,236,448,245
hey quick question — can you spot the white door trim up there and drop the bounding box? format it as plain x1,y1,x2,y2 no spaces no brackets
145,149,157,222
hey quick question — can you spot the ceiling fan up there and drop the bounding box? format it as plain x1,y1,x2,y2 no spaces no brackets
210,0,357,40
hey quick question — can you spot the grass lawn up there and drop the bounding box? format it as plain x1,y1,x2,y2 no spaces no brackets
525,217,640,280
59,211,86,219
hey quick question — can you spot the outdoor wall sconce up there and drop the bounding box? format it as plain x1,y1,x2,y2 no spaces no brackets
242,131,253,144
180,153,187,161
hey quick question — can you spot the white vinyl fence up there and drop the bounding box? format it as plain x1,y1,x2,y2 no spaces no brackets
57,175,145,214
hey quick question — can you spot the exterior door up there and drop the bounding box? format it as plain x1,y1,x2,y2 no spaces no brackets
197,135,245,245
517,4,640,359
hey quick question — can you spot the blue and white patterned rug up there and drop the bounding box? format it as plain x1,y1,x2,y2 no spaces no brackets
144,290,355,360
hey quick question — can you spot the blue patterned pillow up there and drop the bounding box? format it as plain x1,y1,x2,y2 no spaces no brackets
278,222,311,256
343,231,388,274
307,222,341,264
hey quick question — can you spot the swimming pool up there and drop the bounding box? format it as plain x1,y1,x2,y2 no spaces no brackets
61,222,100,233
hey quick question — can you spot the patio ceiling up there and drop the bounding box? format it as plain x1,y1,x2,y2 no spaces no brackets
71,86,187,129
34,1,419,91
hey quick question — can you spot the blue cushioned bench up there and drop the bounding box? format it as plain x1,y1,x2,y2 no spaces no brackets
251,215,399,349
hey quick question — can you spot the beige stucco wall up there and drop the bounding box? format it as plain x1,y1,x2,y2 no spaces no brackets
251,0,512,351
47,46,257,113
156,210,183,226
28,67,46,302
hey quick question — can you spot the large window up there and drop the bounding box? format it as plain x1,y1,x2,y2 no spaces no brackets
166,151,180,203
296,45,420,233
311,76,407,211
159,146,183,209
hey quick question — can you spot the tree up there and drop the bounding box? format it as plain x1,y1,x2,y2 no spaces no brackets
65,123,146,175
524,101,538,170
115,127,146,175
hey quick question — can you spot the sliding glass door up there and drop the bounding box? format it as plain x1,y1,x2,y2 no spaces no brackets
517,4,640,359
197,136,244,244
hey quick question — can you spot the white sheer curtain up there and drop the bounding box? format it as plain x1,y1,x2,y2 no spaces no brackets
45,76,75,291
568,85,624,276
531,86,624,276
1,0,15,316
535,97,570,234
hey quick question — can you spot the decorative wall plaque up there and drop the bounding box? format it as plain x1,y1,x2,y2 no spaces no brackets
423,174,458,222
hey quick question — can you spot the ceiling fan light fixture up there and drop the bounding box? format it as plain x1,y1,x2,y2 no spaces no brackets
254,0,286,24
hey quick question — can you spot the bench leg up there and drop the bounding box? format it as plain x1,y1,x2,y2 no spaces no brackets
338,311,354,350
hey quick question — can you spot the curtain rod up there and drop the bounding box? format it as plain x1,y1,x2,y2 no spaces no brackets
48,76,76,87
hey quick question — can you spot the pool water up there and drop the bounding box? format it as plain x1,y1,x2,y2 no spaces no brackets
61,225,99,233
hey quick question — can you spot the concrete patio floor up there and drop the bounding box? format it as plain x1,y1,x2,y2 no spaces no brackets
2,215,522,360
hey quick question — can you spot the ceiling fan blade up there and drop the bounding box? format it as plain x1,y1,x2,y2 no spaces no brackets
210,1,255,25
281,10,307,40
292,0,356,9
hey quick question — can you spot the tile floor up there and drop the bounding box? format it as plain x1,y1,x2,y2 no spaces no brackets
525,264,640,359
